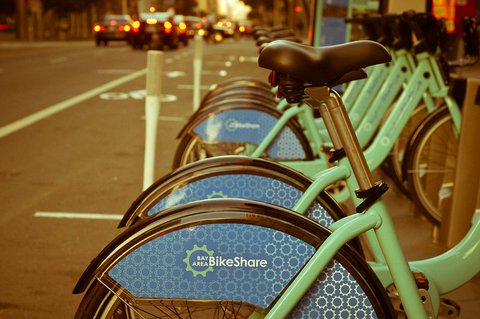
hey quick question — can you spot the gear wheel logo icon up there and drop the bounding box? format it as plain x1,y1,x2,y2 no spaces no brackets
183,244,214,277
207,191,228,199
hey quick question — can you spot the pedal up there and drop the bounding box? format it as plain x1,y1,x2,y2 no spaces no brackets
438,298,461,318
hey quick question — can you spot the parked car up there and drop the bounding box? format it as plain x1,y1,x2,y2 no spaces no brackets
213,19,236,40
237,20,255,36
173,15,189,46
183,16,206,38
93,14,133,46
129,12,180,50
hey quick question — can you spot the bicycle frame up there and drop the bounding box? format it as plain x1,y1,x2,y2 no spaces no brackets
242,49,459,208
263,85,479,318
289,56,460,254
364,51,460,170
266,198,480,318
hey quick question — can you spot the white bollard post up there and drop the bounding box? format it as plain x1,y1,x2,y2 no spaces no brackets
143,50,163,190
193,34,203,111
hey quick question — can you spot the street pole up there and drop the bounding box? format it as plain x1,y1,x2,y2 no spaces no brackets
193,34,203,111
143,50,164,190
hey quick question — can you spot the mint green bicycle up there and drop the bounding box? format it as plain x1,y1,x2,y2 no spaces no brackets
73,33,479,318
173,13,475,226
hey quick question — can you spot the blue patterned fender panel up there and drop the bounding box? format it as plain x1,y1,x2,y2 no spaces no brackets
108,223,378,318
192,109,307,159
148,174,335,227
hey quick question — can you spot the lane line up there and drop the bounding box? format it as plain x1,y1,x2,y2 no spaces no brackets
202,70,227,76
158,115,187,121
176,84,211,90
0,68,147,139
34,211,123,220
140,115,187,122
97,69,138,74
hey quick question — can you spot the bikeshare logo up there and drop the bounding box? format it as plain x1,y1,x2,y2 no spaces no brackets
225,118,261,132
183,244,268,277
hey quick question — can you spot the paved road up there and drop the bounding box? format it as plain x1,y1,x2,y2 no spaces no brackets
0,37,269,318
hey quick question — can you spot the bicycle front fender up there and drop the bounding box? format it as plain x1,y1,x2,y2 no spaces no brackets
74,199,393,319
176,98,277,139
119,156,345,229
74,199,322,296
179,103,313,160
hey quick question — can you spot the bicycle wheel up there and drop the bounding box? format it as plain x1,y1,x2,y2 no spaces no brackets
200,76,273,106
173,105,314,168
74,199,395,318
202,92,277,110
405,106,457,224
382,103,429,198
122,156,366,252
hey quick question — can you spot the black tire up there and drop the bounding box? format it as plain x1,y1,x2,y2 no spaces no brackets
75,200,395,318
170,38,180,49
405,106,457,224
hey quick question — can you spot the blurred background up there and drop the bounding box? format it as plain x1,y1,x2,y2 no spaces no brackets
0,0,310,41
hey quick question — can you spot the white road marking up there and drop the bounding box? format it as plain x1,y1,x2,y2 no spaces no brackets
97,69,137,74
177,84,211,90
202,70,227,76
140,115,187,122
99,92,130,100
206,61,233,67
34,211,123,220
166,71,186,78
125,90,177,102
159,115,186,121
238,56,258,63
0,68,147,138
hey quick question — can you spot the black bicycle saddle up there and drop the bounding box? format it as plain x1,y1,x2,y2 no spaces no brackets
258,39,391,86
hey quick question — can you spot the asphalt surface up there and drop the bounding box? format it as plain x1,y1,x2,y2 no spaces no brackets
0,36,269,318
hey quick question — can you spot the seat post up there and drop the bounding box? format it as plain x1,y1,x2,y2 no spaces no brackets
305,86,375,192
304,98,343,150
